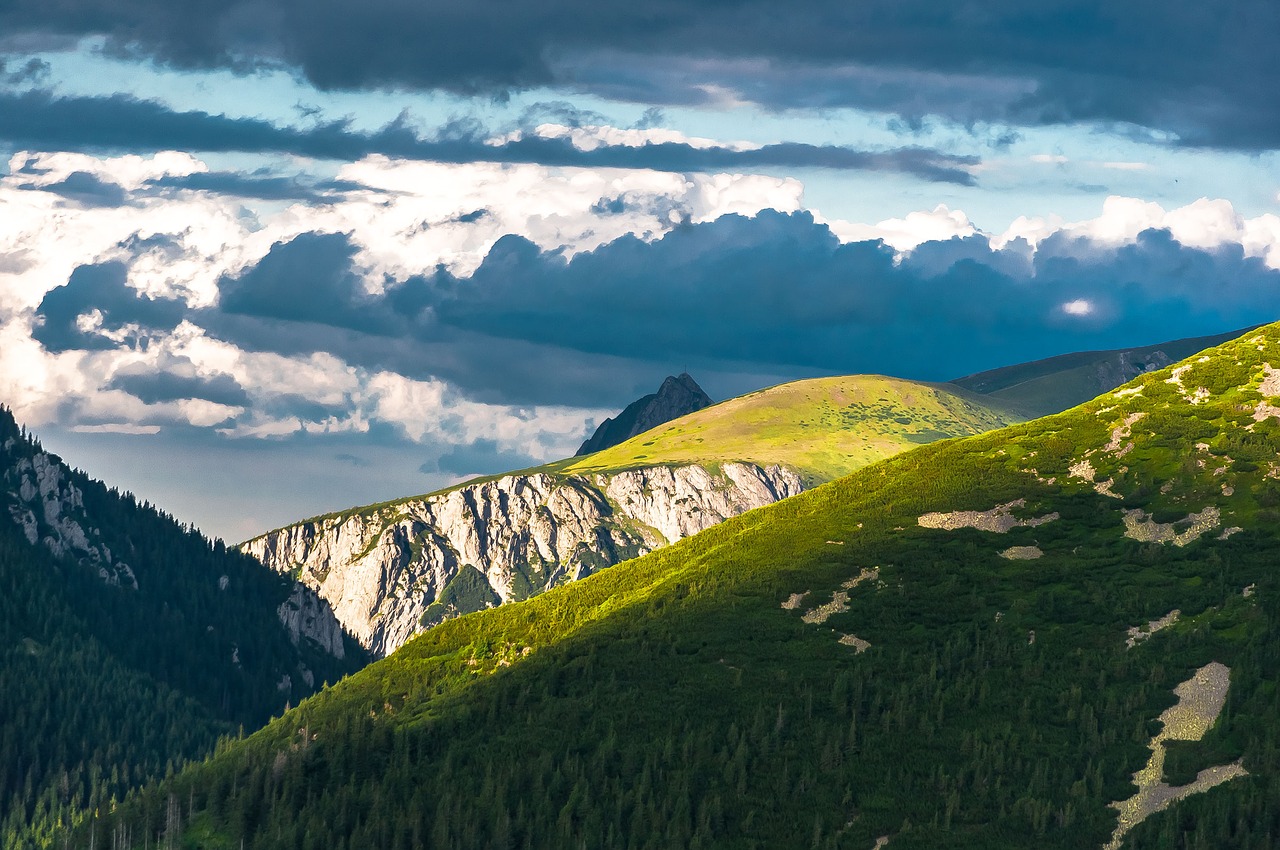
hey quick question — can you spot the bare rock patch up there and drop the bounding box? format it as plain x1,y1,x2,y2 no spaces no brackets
1105,662,1244,850
918,499,1059,533
1122,506,1220,547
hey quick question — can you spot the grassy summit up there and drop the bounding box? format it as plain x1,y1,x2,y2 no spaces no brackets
561,374,1022,484
87,324,1280,850
269,374,1020,534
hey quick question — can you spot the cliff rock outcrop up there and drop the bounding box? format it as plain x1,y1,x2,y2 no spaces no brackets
244,462,802,657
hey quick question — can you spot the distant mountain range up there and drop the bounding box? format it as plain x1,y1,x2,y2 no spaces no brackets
951,327,1255,417
86,324,1280,849
240,329,1245,660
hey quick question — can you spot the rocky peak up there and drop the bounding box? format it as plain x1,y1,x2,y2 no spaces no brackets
577,373,713,456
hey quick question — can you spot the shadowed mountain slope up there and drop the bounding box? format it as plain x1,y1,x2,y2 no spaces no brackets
0,408,366,847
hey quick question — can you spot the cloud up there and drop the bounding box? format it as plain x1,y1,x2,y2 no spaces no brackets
0,90,978,183
423,210,1280,380
1,56,49,85
217,232,396,333
428,438,541,476
146,170,368,202
22,170,127,207
32,261,185,352
2,2,1276,147
825,205,977,252
106,368,250,407
0,149,813,408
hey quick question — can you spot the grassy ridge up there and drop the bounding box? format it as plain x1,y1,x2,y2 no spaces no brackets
86,325,1280,849
252,374,1020,540
560,374,1021,483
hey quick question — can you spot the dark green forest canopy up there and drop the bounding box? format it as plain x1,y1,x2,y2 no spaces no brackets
0,414,366,848
63,324,1280,848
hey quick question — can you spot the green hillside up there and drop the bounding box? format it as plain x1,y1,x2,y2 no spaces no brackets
276,374,1020,534
561,374,1022,484
952,328,1251,418
77,325,1280,849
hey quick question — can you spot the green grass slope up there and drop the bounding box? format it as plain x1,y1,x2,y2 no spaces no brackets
92,325,1280,849
264,374,1021,536
559,374,1021,484
952,327,1251,418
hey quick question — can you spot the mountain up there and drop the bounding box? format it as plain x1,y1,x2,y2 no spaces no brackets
576,372,713,455
952,327,1253,417
85,323,1280,849
243,375,1019,657
563,373,1020,485
243,462,802,657
0,409,366,847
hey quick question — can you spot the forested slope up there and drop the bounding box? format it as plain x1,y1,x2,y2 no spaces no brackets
0,411,366,847
65,324,1280,848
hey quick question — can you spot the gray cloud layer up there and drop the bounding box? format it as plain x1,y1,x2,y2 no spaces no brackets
35,214,1280,410
2,1,1275,147
0,90,977,183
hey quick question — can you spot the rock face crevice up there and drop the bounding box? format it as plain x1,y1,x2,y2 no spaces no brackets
244,462,803,657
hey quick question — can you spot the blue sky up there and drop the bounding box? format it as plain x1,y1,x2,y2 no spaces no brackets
0,2,1277,540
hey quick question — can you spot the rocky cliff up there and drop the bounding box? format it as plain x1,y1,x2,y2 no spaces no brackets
2,430,349,663
244,461,803,657
577,373,713,455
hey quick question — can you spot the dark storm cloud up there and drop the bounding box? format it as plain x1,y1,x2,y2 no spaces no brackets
1,1,1276,148
145,170,368,202
429,212,1280,381
22,170,127,207
218,232,398,333
107,371,251,407
33,261,186,352
0,90,977,183
186,214,1280,407
427,439,541,476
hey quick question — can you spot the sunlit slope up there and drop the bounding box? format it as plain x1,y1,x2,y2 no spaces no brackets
271,374,1019,532
90,325,1280,850
952,327,1251,418
563,374,1022,483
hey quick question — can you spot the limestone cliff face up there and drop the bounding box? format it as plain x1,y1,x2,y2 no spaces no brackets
3,439,138,588
243,462,803,657
277,583,347,662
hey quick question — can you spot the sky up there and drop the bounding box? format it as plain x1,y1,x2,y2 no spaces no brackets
0,1,1278,541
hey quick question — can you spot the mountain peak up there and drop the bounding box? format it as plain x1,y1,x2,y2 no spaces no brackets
576,373,713,456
